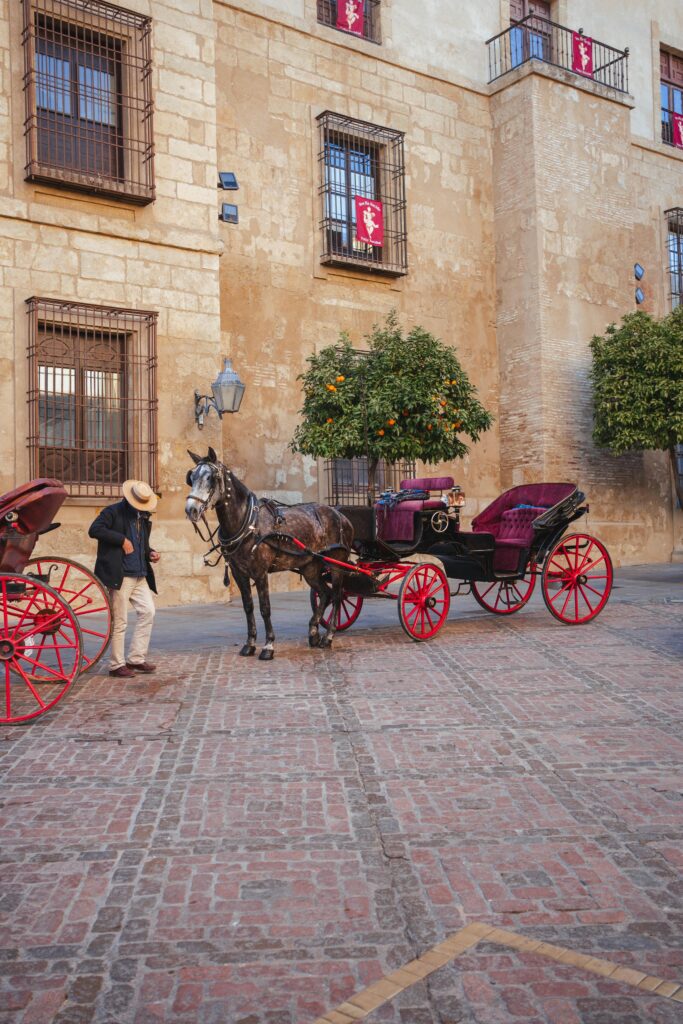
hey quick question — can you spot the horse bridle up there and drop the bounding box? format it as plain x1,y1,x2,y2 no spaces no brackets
187,461,258,563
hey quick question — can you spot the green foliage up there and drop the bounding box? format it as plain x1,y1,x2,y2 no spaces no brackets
589,309,683,455
291,312,493,469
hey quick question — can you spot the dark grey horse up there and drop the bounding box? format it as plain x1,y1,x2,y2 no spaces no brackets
184,449,354,660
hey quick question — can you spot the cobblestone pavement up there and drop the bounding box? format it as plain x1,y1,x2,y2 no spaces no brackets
1,567,682,1024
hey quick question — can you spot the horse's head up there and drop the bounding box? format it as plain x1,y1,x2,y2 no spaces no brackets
185,447,226,523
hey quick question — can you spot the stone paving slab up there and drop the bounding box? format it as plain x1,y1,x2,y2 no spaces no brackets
0,570,681,1023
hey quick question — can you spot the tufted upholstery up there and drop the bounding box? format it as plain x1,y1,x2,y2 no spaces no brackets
470,484,576,573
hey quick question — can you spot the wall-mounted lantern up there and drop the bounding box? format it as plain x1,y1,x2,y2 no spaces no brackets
194,358,246,429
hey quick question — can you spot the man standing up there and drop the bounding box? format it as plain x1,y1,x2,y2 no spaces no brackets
89,480,161,678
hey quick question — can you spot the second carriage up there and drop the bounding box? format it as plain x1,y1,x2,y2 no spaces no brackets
313,476,613,640
0,479,112,724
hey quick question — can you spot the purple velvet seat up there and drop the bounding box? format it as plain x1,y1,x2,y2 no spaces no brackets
376,476,455,543
471,482,576,572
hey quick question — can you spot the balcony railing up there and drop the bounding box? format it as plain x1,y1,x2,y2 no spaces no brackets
486,16,629,94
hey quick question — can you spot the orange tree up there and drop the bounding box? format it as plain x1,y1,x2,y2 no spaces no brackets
590,308,683,508
291,312,493,503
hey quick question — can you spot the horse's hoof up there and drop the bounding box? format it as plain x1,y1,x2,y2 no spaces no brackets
308,634,321,648
319,636,333,649
240,645,256,657
258,648,274,661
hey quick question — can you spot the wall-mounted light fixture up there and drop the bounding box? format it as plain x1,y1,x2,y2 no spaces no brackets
634,262,645,280
635,287,645,304
218,172,239,190
194,357,246,429
219,202,238,224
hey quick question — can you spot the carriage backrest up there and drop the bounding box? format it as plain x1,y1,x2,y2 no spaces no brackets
0,479,67,536
400,476,454,493
472,483,577,539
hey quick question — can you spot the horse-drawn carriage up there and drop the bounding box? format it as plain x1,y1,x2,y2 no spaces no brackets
185,451,614,657
0,479,112,724
314,476,613,640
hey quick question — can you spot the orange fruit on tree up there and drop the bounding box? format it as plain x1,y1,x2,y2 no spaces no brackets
387,418,396,426
336,375,345,382
377,428,385,436
427,424,433,431
327,417,333,423
453,421,461,429
326,383,337,392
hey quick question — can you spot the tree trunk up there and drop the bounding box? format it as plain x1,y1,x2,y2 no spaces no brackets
668,444,683,510
366,457,379,507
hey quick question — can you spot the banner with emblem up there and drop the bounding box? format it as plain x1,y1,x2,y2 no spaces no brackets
572,32,593,77
355,197,384,247
674,113,683,149
337,0,364,36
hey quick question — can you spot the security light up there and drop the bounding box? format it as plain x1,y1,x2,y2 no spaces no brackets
635,287,645,304
219,203,239,224
218,172,239,190
634,263,645,280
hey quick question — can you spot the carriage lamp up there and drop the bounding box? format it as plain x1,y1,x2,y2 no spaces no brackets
194,357,246,429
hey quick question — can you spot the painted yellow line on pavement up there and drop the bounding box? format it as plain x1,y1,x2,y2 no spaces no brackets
312,922,683,1023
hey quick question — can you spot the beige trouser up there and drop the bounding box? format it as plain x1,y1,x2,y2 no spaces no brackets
109,576,156,670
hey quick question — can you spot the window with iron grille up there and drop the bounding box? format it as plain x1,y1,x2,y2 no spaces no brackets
27,298,158,498
317,112,407,275
660,49,683,147
666,208,683,309
325,458,415,505
21,0,154,204
317,0,381,44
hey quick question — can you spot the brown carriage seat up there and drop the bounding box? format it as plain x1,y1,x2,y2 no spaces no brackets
471,482,576,572
376,476,455,543
0,478,67,535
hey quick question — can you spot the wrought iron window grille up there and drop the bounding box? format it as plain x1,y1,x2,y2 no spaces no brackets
21,0,154,204
325,457,416,506
27,297,158,498
317,111,407,276
316,0,381,44
486,15,629,93
665,208,683,310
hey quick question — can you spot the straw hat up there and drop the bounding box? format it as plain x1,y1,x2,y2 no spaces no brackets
122,480,158,512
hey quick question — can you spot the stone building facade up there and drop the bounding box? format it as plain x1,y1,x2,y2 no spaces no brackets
1,0,681,605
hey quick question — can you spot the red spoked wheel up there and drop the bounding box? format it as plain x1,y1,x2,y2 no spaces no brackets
398,564,450,642
309,588,364,631
25,558,111,674
0,573,83,725
541,533,613,625
472,565,537,615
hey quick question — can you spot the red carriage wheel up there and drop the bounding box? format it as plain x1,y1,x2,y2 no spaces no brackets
25,557,111,674
472,564,537,615
309,588,364,631
541,533,613,625
0,573,83,725
398,564,450,642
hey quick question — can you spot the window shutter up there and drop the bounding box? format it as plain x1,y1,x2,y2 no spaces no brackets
510,0,524,21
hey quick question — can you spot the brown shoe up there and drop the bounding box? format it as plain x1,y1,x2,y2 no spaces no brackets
126,661,156,673
109,665,136,678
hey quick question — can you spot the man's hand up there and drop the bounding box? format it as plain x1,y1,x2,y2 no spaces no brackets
122,538,134,555
149,550,161,563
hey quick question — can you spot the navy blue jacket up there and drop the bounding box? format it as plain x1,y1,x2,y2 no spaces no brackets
88,500,157,593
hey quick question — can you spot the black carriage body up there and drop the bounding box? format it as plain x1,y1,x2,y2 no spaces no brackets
339,483,587,584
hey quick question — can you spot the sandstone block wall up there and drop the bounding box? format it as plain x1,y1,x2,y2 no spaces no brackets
0,0,227,606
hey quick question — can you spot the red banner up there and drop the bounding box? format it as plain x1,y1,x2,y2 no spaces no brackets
572,32,593,77
674,113,683,149
355,197,384,246
336,0,364,36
